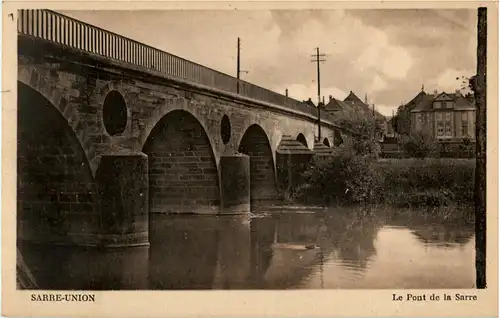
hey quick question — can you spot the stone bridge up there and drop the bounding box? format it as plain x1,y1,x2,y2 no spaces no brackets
17,9,345,247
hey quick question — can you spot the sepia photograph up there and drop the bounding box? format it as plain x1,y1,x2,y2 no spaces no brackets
3,1,498,317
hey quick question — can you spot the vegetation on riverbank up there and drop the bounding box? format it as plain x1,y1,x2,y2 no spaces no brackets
292,155,475,221
290,108,475,218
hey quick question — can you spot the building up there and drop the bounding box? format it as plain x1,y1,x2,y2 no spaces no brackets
323,95,351,113
384,116,396,138
322,91,390,141
393,90,427,135
410,90,476,141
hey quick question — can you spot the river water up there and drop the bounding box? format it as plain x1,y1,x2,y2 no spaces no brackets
19,205,475,290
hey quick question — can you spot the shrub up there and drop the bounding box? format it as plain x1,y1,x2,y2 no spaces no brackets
400,130,438,158
295,156,475,208
333,107,382,159
296,141,382,205
375,158,475,206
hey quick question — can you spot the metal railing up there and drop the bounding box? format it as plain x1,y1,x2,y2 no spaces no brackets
17,9,336,125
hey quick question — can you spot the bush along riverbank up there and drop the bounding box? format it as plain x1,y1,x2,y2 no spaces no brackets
291,139,475,221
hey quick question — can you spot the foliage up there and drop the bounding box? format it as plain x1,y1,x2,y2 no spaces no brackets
295,155,475,208
392,104,413,136
376,158,475,207
296,144,382,205
333,107,382,159
457,75,476,96
400,130,438,158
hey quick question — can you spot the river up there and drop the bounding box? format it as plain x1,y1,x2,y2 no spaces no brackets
19,205,475,290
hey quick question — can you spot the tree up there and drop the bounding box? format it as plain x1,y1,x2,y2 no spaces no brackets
456,74,476,99
333,106,383,159
400,130,438,159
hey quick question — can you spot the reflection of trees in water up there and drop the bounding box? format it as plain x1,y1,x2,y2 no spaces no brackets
322,206,382,270
251,213,327,289
247,210,382,288
410,224,474,247
383,206,475,247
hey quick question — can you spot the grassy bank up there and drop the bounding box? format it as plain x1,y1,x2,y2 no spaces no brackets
293,156,476,215
376,158,475,208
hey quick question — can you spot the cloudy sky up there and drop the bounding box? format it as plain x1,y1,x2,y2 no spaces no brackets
63,9,477,116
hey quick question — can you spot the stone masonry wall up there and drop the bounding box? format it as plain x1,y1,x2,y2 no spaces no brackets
142,110,220,214
18,42,338,220
17,83,100,245
238,125,278,205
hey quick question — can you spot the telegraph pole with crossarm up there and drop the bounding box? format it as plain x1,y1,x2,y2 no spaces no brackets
311,47,327,140
237,37,248,94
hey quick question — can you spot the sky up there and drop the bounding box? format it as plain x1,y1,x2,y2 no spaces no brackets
63,9,477,117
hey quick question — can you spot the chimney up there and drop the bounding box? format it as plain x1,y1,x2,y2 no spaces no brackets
455,89,461,97
329,95,333,101
322,96,325,104
433,89,438,97
285,89,288,97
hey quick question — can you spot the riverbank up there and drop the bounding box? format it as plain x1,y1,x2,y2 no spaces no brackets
292,156,475,220
376,158,475,207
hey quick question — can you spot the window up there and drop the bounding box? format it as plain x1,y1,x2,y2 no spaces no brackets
434,102,441,109
435,112,452,137
461,112,469,136
418,114,425,124
437,122,444,136
446,101,454,109
445,122,452,136
443,112,453,136
461,122,468,136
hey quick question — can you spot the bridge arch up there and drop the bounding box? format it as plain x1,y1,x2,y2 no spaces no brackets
238,124,278,207
296,133,308,148
323,137,331,148
142,109,221,214
17,68,97,173
17,82,99,243
139,98,221,162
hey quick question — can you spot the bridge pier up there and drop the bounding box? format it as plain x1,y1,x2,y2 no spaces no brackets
220,154,251,214
96,153,150,247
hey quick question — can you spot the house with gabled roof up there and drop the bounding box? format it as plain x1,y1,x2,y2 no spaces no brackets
410,90,476,140
323,95,351,114
393,90,427,135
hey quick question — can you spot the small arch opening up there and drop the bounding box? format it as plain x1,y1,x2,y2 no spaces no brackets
102,90,128,136
220,115,231,145
296,133,308,148
334,130,344,146
323,138,331,147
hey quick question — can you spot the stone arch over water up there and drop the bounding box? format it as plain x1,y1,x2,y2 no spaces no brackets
238,124,278,207
142,109,220,214
17,82,99,244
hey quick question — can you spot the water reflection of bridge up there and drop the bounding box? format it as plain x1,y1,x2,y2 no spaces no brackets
19,209,474,290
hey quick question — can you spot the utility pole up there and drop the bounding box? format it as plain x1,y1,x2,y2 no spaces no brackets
475,6,487,289
311,47,327,140
237,37,240,94
236,37,248,95
372,104,376,141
